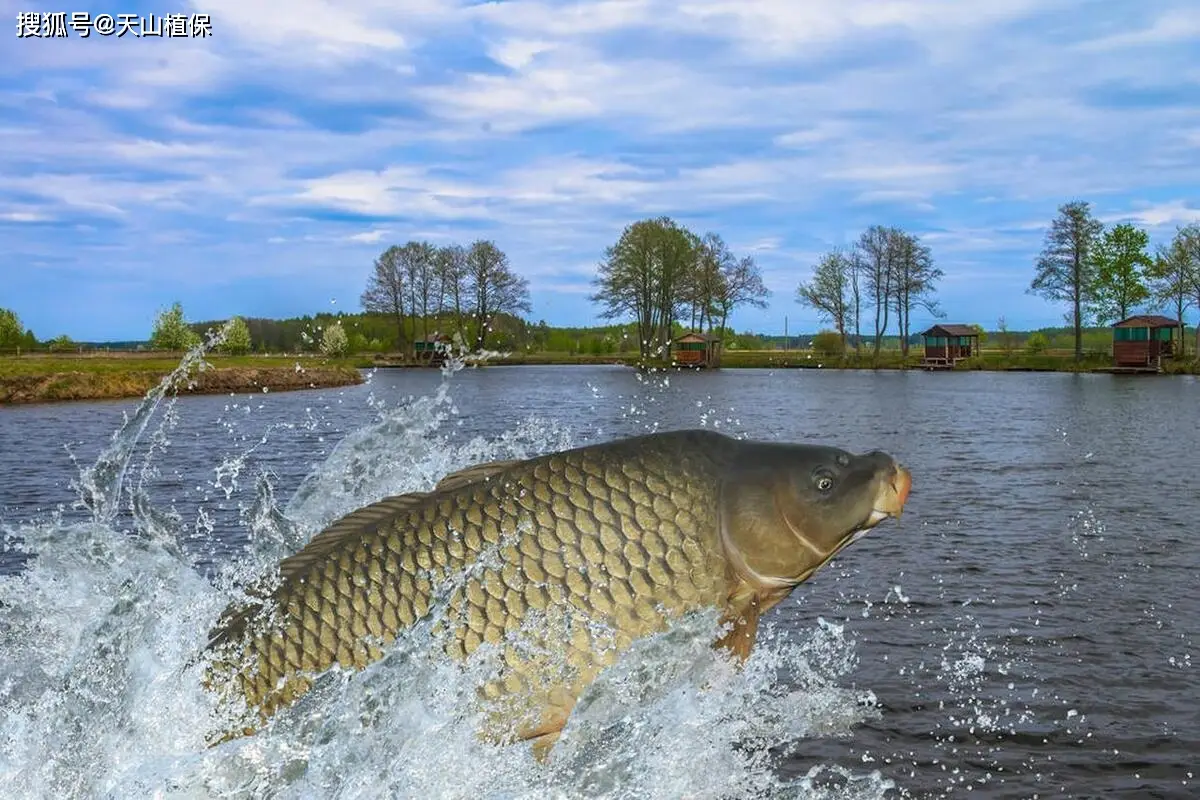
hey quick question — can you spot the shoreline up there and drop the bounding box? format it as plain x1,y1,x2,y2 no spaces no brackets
3,350,1196,404
0,364,365,405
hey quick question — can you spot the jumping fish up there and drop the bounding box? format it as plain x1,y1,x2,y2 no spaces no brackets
203,429,911,756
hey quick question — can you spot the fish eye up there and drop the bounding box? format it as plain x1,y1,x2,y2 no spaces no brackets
813,470,836,492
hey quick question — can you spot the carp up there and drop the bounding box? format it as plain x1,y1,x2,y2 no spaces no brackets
203,429,911,756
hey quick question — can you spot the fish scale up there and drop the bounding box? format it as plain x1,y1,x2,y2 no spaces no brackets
203,429,910,756
204,431,731,739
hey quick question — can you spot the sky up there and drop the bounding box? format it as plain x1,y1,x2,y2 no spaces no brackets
1,0,1198,342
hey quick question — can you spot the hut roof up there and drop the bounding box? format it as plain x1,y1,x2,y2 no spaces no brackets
921,324,979,337
675,332,717,342
1112,315,1181,329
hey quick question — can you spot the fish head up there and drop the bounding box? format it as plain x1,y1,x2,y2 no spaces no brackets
719,442,911,590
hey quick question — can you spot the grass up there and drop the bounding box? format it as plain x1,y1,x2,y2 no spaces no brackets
0,352,365,404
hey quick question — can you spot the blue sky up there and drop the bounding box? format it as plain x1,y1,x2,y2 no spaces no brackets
1,0,1198,341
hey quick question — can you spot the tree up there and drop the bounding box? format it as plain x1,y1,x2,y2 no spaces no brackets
811,329,844,357
361,246,407,353
320,320,349,356
220,316,252,355
1090,222,1152,325
890,230,943,356
713,255,769,340
435,244,468,336
48,334,75,352
1147,224,1199,358
1025,331,1049,354
796,250,852,351
858,225,897,357
968,323,988,347
996,316,1014,355
150,301,202,350
591,217,696,360
0,308,24,349
464,240,531,351
684,232,731,333
1029,200,1103,361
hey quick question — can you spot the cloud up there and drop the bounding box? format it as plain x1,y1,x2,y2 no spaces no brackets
1100,201,1200,229
1,0,1198,340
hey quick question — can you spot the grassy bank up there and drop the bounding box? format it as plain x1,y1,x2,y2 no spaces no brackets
0,353,364,404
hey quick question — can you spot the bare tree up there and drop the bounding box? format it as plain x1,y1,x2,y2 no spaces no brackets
848,247,865,352
714,255,769,339
859,225,897,356
361,246,406,352
465,240,531,351
796,250,852,351
687,232,733,333
1029,200,1104,361
890,230,944,357
435,244,468,337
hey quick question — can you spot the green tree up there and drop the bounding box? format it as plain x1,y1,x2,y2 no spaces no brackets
1090,222,1151,325
464,240,531,351
220,316,252,355
1147,225,1199,359
48,334,76,352
811,329,845,357
592,217,697,360
1029,200,1104,361
150,302,202,350
320,320,349,356
0,308,24,349
1025,331,1049,354
796,251,852,351
968,323,988,347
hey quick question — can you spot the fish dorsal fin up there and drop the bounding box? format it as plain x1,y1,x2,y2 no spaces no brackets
276,492,432,583
434,459,524,493
204,492,431,654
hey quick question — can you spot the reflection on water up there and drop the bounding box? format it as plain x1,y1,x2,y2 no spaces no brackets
1,363,1197,798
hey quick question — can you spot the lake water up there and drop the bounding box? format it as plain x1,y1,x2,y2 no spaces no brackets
1,361,1197,799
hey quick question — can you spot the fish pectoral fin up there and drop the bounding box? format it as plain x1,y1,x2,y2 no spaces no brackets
515,704,573,763
714,587,788,664
528,730,562,763
434,459,525,493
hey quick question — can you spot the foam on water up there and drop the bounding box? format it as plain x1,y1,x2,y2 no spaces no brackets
1,338,897,799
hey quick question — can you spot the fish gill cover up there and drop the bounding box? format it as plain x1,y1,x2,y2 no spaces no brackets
0,328,896,799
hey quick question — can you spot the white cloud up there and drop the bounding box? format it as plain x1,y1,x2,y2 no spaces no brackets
1101,201,1200,228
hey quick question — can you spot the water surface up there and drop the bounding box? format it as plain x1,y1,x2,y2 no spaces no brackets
1,363,1196,798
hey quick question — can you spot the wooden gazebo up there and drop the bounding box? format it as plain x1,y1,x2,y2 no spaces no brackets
1111,315,1181,370
673,332,722,368
920,324,980,368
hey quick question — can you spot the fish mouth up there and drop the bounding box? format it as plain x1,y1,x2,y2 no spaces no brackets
852,464,913,542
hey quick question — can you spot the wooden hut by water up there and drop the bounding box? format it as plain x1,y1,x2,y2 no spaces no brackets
673,332,722,368
414,333,453,366
1111,315,1181,371
920,324,980,369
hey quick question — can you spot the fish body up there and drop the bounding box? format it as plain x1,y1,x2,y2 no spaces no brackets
204,429,910,754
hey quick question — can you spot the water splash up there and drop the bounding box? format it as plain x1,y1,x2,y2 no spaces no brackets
1,344,899,799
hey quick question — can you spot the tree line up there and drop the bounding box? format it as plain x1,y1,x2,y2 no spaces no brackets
1029,201,1200,360
589,216,770,360
794,225,944,358
359,239,530,356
